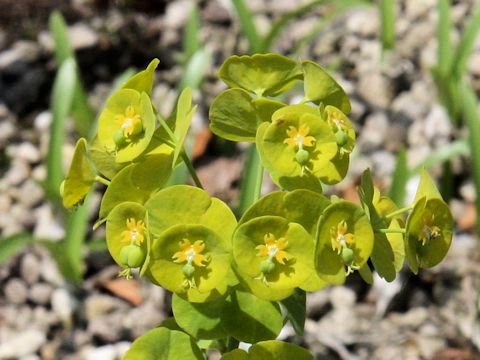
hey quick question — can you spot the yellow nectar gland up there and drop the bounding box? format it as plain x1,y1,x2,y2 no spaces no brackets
330,220,354,254
419,214,441,246
115,106,142,138
172,239,208,267
121,218,145,246
256,233,289,265
284,125,316,150
329,116,347,132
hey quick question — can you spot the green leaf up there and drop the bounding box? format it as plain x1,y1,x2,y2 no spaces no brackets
370,233,396,282
179,49,212,91
173,87,197,166
183,4,201,59
0,234,33,266
358,262,373,284
221,349,249,360
49,11,73,63
124,327,204,360
121,58,159,96
223,290,283,343
302,61,351,114
230,0,263,53
89,135,127,180
380,0,395,51
413,169,443,203
46,57,76,201
63,138,96,209
279,288,306,336
219,54,302,97
172,293,229,340
388,149,408,207
249,341,313,360
437,0,452,74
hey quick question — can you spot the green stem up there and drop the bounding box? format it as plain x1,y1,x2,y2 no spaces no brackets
238,146,264,214
95,175,111,186
157,114,177,146
181,151,204,189
385,205,413,219
376,228,406,234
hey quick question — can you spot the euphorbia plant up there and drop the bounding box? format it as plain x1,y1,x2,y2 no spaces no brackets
62,54,454,359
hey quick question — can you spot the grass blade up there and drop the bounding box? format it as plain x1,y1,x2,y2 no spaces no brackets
183,3,201,59
178,49,211,92
450,5,480,78
389,148,408,206
437,0,452,74
459,81,480,234
46,58,77,202
49,11,73,63
231,0,263,53
0,234,33,265
380,0,395,51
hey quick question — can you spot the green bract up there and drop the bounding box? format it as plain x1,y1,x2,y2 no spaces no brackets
98,89,156,163
121,58,159,95
123,327,204,360
315,201,374,284
173,87,197,165
302,60,351,114
62,138,96,209
233,216,314,299
106,202,151,279
209,88,285,142
221,341,313,360
218,54,302,97
144,185,237,302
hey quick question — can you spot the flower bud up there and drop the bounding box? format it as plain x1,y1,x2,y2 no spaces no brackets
119,244,146,268
295,149,310,165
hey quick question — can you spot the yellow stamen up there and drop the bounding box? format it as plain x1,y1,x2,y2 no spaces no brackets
256,233,289,265
172,239,208,267
115,106,142,138
330,220,355,255
419,214,441,246
284,125,316,149
121,218,145,246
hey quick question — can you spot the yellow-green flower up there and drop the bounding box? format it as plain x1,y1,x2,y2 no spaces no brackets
330,220,355,255
121,218,146,246
256,233,289,265
115,105,143,139
172,239,208,267
284,125,316,149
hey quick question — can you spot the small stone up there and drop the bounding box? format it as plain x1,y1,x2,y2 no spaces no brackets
0,118,15,146
0,41,40,69
51,287,76,321
329,286,356,309
0,329,46,358
5,278,28,304
29,283,53,305
39,251,65,286
33,204,65,241
17,179,44,207
346,8,379,37
424,105,452,145
34,111,52,131
85,294,128,321
164,0,193,28
358,112,389,151
20,253,41,285
6,142,40,163
459,181,476,203
357,72,393,108
88,312,125,343
68,23,99,49
4,159,30,186
83,345,116,360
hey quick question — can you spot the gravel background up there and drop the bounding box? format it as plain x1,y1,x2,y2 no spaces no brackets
1,0,480,359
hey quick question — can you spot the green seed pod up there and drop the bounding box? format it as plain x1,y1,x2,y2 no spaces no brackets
260,259,276,274
341,247,354,265
335,130,348,146
59,180,65,198
119,244,146,268
295,149,310,165
183,263,196,278
113,129,127,148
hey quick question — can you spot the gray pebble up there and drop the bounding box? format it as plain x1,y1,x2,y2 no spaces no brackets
0,329,46,358
51,287,76,321
4,159,30,186
357,72,393,108
5,278,29,305
20,253,41,285
29,283,53,305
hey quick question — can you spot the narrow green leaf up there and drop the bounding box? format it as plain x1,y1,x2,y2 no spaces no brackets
279,289,306,336
389,149,408,206
46,58,77,202
183,3,201,59
0,234,33,265
450,4,480,78
238,146,263,215
173,87,196,166
179,49,211,92
460,80,480,234
380,0,395,51
231,0,263,53
437,0,452,74
49,11,73,63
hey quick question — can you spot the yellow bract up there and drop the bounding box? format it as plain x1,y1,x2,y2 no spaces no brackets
121,218,146,246
116,105,142,138
284,125,315,149
172,239,208,267
419,214,441,246
330,220,355,254
256,233,289,265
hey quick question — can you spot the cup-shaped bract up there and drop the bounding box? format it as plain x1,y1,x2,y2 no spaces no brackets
144,185,238,302
315,201,374,284
98,89,156,163
258,104,346,189
62,138,96,209
106,202,151,279
233,216,314,299
219,54,302,97
405,197,453,273
324,105,355,156
121,58,159,96
302,60,351,114
148,224,231,296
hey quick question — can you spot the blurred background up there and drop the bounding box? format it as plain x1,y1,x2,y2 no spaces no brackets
1,0,480,359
